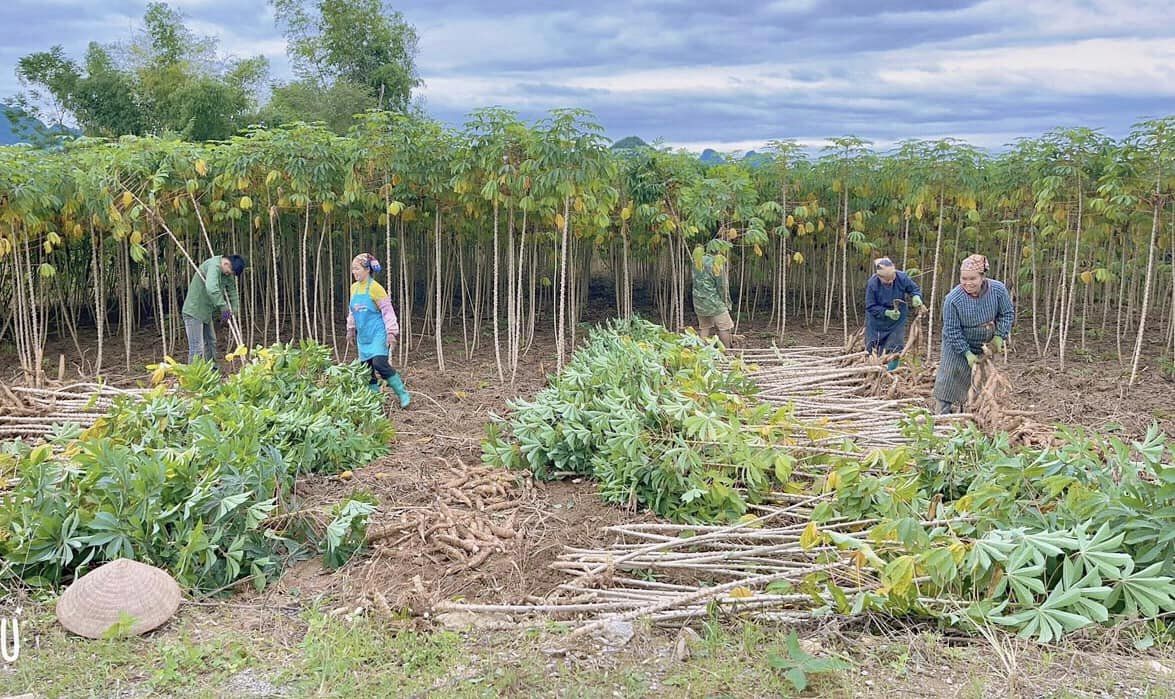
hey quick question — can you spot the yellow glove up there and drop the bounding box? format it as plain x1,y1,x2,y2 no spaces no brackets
991,335,1005,353
965,351,979,368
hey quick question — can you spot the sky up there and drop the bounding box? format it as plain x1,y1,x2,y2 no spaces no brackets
1,0,1173,153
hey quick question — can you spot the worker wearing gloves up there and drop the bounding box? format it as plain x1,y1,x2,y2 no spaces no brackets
864,257,923,371
932,254,1015,414
346,253,410,409
181,254,246,365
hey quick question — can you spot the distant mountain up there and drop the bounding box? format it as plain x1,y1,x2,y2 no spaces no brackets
0,107,74,146
699,148,724,164
742,150,771,168
611,135,649,150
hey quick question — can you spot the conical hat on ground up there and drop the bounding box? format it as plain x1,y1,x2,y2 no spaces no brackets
55,559,182,639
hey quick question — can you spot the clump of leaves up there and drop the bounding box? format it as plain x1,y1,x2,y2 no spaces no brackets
766,632,852,692
0,342,393,592
483,317,803,522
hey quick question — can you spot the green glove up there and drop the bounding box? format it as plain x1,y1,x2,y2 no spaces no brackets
910,295,924,308
965,351,979,368
884,308,901,320
991,335,1005,352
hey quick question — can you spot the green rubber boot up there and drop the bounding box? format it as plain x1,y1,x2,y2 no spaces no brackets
386,373,411,409
886,358,900,372
368,381,381,393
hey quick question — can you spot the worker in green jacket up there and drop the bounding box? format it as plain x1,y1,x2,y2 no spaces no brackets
182,255,246,364
692,228,736,348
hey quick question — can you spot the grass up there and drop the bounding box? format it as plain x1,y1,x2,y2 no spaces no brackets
2,599,1173,698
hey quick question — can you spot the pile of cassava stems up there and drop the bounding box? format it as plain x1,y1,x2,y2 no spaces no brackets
834,312,1052,446
0,380,148,440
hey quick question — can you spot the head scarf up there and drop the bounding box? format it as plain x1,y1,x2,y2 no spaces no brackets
352,253,381,274
873,257,895,272
960,254,989,274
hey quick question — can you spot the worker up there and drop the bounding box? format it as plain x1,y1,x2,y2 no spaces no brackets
692,229,735,347
865,257,923,371
932,254,1015,414
346,253,410,408
181,254,246,365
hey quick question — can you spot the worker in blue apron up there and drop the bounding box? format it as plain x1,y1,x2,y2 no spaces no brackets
346,253,410,408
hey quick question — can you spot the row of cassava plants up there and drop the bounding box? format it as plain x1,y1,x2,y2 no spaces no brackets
0,112,1173,386
484,318,1175,642
0,342,389,590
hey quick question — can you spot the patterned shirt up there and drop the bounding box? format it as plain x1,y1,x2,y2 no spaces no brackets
692,253,731,317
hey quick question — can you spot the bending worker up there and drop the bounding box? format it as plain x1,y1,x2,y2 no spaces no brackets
932,253,1015,414
181,254,246,364
864,257,922,371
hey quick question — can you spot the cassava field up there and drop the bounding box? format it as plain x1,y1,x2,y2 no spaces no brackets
1,114,1174,698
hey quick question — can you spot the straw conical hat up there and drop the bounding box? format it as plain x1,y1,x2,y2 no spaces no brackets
56,559,182,639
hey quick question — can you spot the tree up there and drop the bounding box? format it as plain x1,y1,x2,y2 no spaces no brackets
14,3,267,140
259,79,377,133
272,0,421,113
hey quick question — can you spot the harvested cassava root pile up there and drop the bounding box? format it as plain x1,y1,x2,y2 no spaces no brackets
966,350,1053,447
0,380,148,440
365,461,533,575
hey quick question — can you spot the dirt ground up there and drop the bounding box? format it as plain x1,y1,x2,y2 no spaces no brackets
2,311,1174,697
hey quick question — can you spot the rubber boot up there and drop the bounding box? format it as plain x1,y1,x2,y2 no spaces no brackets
368,381,381,394
886,358,900,372
386,373,411,409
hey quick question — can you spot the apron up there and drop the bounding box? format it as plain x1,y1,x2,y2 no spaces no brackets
350,280,388,361
866,323,907,354
932,321,995,405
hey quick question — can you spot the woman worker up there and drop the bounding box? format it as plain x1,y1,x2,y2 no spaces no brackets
865,257,923,371
932,254,1015,414
346,253,411,408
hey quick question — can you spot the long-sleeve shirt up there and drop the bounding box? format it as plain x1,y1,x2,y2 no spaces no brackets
940,279,1015,357
181,256,240,323
865,271,921,331
692,253,731,317
346,279,399,344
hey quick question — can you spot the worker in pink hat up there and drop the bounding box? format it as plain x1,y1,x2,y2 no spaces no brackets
932,254,1015,414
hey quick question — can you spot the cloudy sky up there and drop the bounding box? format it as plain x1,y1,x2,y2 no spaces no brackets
2,0,1173,152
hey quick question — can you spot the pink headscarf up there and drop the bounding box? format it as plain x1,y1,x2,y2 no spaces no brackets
960,254,989,274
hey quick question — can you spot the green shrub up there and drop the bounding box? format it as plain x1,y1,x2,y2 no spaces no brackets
0,342,392,591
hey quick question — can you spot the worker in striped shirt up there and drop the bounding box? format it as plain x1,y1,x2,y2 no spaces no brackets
932,254,1015,414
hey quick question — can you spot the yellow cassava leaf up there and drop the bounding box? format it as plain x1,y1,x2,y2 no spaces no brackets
195,159,208,176
620,205,632,221
800,521,821,550
785,214,795,228
792,251,805,264
554,213,566,230
729,586,754,599
1079,270,1093,285
825,469,841,493
239,196,253,211
122,191,134,207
